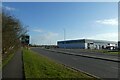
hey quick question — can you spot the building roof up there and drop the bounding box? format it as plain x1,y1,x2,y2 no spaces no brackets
57,39,117,44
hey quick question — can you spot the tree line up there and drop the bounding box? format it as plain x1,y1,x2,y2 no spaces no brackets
2,9,27,58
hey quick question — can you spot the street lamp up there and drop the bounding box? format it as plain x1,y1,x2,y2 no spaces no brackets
63,28,66,49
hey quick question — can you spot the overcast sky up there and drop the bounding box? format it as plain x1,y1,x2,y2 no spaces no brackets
3,2,118,45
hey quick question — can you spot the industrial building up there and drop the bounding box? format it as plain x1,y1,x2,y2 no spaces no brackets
57,39,118,50
21,35,30,46
118,41,120,50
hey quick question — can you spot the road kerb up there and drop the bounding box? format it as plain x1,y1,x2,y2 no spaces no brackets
42,49,101,79
55,60,100,79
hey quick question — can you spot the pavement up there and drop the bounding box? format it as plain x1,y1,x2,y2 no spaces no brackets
31,47,119,79
2,50,23,79
44,48,119,62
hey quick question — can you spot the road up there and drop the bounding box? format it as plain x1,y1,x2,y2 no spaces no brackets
50,48,118,61
31,47,118,79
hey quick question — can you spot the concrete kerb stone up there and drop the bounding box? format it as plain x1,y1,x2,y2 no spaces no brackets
45,49,120,63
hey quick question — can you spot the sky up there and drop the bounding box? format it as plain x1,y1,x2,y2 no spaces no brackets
2,2,118,45
2,0,120,2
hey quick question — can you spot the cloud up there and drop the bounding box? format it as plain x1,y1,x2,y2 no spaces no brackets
96,18,118,26
2,6,16,11
33,29,43,33
31,32,59,45
87,32,118,41
39,32,58,40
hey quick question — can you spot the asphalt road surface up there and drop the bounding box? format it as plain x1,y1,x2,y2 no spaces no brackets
50,48,118,61
31,47,118,79
2,50,23,79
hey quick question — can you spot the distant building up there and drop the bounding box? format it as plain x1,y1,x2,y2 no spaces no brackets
118,41,120,50
57,39,118,50
21,35,30,46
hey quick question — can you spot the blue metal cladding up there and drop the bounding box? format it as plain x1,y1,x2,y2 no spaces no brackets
57,39,85,49
57,39,118,49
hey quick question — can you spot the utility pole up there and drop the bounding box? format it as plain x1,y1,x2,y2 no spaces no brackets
64,28,66,41
63,28,66,49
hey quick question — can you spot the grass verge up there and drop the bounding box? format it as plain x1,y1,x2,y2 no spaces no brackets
106,51,118,54
23,49,98,79
70,49,119,54
2,53,14,67
90,50,118,54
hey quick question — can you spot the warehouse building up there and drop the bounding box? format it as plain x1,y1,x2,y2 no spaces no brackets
57,39,118,50
21,35,30,46
118,41,120,50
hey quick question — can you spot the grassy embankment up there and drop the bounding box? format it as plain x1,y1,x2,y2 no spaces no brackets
71,49,119,54
23,49,98,79
2,47,20,67
89,49,118,54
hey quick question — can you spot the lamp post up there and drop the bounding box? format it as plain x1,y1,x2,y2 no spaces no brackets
64,28,66,41
63,28,66,49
